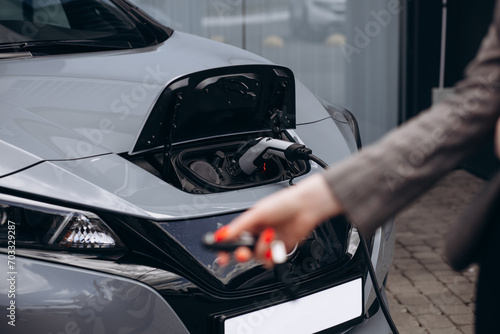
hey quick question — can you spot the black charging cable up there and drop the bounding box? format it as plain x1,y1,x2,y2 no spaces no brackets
307,154,329,170
359,231,399,334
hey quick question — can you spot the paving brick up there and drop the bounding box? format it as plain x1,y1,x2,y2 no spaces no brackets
437,275,469,285
395,236,427,247
417,314,455,329
401,269,435,282
412,251,442,260
391,310,420,328
424,237,444,249
389,267,402,276
449,313,475,326
393,248,411,259
405,245,433,253
428,291,464,306
459,325,474,334
395,258,426,271
387,273,412,286
456,291,475,304
387,284,420,295
387,297,407,314
446,282,474,294
395,294,430,306
397,326,427,334
413,280,448,295
431,328,463,334
436,304,474,316
417,255,446,265
405,303,442,316
423,262,452,270
444,284,475,304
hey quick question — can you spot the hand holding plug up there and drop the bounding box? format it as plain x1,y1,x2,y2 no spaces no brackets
203,174,344,267
203,226,287,268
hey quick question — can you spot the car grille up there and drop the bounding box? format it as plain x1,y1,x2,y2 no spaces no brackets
158,213,351,290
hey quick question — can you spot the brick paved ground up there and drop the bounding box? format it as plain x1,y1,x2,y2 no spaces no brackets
386,169,485,334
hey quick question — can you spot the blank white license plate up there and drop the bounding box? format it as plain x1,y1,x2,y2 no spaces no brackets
224,278,363,334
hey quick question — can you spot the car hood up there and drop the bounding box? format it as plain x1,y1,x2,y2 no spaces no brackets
0,31,328,170
0,119,351,219
0,31,350,218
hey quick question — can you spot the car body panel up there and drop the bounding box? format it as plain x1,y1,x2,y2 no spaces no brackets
348,288,393,334
0,119,352,220
364,220,395,307
0,31,330,165
0,255,189,333
0,100,110,175
0,139,41,177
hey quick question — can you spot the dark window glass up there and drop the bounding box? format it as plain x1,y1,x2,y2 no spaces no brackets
0,0,154,48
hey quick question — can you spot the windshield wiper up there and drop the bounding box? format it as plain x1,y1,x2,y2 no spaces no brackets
0,39,133,52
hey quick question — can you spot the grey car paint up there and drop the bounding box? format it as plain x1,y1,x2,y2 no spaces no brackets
0,29,350,218
0,119,351,220
0,251,393,334
0,31,353,219
0,100,109,176
0,254,189,333
0,139,41,177
0,32,329,167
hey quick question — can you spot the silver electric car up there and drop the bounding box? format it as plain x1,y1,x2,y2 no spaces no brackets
0,1,394,333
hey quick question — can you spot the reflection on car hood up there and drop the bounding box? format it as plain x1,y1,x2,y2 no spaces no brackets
0,32,266,161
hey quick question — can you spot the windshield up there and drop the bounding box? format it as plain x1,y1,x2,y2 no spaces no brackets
0,0,170,54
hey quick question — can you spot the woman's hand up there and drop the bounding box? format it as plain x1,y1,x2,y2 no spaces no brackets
215,173,345,267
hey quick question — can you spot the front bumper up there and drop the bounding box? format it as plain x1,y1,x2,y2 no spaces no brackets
0,235,391,334
0,255,190,333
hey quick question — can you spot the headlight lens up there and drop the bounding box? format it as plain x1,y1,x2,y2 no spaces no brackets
0,194,124,250
347,226,360,258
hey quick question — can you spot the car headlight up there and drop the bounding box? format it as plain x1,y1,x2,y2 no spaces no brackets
0,194,124,250
347,226,360,258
